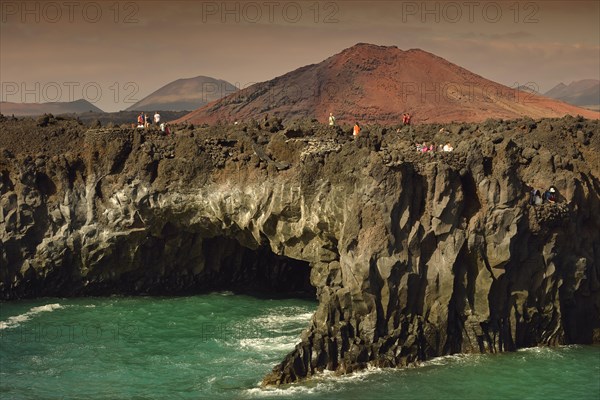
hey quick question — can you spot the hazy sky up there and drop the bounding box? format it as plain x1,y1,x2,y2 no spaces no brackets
1,0,599,111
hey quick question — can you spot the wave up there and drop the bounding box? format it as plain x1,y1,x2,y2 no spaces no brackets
210,291,235,296
516,346,568,361
420,353,482,367
517,345,573,353
231,309,313,351
244,365,388,398
0,303,63,330
239,335,300,353
246,383,331,398
250,312,314,329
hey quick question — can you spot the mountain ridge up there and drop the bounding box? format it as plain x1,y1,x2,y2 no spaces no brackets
126,76,238,112
544,79,600,107
175,44,599,124
0,99,104,116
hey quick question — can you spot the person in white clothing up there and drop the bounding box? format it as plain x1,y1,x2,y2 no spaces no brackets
443,143,454,152
154,112,161,125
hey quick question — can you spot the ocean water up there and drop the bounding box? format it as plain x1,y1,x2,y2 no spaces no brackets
1,294,598,400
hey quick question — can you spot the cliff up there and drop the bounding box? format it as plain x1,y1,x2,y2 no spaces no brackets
1,114,599,384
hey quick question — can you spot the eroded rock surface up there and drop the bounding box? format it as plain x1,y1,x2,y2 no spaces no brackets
1,115,599,385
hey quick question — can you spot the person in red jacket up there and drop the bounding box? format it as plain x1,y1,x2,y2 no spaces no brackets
137,112,144,127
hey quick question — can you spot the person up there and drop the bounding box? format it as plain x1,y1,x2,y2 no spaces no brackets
443,143,454,152
406,113,411,125
154,112,161,125
544,187,556,203
137,112,144,128
402,113,408,125
535,190,543,205
353,122,360,138
529,189,536,205
329,112,336,126
530,189,543,205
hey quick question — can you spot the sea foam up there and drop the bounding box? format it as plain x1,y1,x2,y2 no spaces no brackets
244,364,388,398
0,303,63,330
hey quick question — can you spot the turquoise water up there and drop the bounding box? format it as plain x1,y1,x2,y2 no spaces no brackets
1,295,599,400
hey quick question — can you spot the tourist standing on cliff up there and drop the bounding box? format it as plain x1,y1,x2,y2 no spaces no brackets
530,189,543,205
329,113,336,126
353,122,360,138
154,112,161,125
544,187,557,203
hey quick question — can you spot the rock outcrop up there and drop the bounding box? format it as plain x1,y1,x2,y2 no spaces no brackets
1,115,599,385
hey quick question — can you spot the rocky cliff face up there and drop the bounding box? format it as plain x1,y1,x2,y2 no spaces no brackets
1,115,599,384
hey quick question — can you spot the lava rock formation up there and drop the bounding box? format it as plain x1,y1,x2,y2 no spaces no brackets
1,115,598,385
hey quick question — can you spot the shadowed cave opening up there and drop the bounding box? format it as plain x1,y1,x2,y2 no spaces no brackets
198,236,316,298
9,228,318,301
104,233,318,300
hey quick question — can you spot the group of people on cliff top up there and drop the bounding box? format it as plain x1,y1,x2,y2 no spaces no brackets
136,112,169,134
329,113,362,138
417,142,454,153
328,112,411,137
530,187,557,205
402,113,411,125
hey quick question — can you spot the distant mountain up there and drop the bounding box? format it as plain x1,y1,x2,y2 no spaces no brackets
176,44,599,125
126,76,238,112
544,79,600,107
0,99,104,116
515,85,539,94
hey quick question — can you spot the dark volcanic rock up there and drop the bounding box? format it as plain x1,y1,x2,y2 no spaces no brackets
1,116,599,385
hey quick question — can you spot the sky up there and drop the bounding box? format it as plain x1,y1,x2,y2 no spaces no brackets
1,0,599,112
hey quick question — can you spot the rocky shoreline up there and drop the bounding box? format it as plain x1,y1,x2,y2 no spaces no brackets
1,114,599,384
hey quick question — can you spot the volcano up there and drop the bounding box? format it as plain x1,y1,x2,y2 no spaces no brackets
0,99,104,116
127,76,238,112
175,43,599,125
